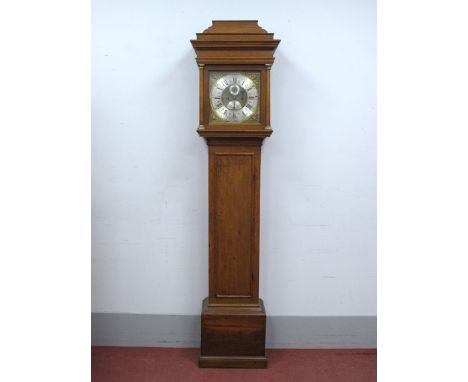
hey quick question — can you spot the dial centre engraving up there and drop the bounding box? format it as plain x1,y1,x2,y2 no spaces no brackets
222,84,247,111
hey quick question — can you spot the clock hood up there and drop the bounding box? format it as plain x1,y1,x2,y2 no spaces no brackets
191,20,280,65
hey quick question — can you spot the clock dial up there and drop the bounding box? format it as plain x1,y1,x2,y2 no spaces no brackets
209,72,260,123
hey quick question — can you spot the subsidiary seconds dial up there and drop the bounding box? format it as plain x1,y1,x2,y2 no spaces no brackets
210,73,259,122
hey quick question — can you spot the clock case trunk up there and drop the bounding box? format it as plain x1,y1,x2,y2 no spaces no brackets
191,20,280,369
200,137,265,369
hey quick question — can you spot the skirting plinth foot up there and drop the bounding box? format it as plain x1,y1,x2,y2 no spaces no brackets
199,297,267,369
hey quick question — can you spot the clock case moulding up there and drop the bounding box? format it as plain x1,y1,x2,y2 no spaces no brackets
191,20,280,369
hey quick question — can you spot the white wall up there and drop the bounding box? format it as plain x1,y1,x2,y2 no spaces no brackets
92,0,376,316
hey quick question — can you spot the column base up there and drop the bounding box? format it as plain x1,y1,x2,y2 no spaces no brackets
199,297,267,368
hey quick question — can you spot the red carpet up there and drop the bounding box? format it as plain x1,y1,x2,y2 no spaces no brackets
92,347,376,382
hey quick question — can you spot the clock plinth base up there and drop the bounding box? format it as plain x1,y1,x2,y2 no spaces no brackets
199,297,267,368
199,355,267,369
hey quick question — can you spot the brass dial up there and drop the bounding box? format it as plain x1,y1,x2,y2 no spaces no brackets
209,72,260,123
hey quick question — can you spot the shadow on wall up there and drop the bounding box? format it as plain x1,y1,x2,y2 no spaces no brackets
92,47,209,311
151,49,201,152
147,48,209,300
264,50,321,175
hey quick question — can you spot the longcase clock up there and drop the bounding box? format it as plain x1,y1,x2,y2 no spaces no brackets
191,20,280,369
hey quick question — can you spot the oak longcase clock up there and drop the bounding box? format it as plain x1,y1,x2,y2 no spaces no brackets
191,20,280,369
